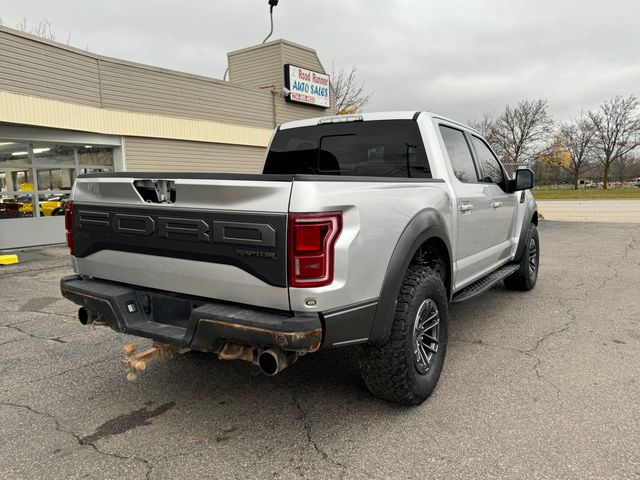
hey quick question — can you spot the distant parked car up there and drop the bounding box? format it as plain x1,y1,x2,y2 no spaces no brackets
0,200,22,219
634,178,640,188
12,193,70,217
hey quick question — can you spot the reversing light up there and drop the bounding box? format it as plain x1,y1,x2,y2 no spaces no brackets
288,212,342,288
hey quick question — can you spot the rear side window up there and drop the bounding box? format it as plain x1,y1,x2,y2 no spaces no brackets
264,120,431,178
438,125,478,183
471,136,505,187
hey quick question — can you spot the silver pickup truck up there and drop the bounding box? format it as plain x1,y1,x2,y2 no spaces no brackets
60,111,539,405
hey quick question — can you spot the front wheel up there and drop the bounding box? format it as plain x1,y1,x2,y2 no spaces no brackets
358,266,448,405
504,223,539,291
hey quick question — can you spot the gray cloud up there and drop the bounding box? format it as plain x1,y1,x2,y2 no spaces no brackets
2,0,639,122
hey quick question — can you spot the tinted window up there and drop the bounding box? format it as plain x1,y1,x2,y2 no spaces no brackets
264,120,431,178
438,126,478,183
472,136,505,187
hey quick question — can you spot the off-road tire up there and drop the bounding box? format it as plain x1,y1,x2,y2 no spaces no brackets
358,266,448,405
504,223,539,291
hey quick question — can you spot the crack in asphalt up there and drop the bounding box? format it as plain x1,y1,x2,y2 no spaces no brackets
3,304,78,321
624,233,638,258
451,337,562,399
32,309,78,321
0,323,67,343
452,300,578,400
291,391,348,478
0,312,93,344
0,401,153,479
598,264,619,289
527,304,577,398
454,243,617,402
0,355,113,398
526,305,577,357
35,357,112,383
5,318,35,327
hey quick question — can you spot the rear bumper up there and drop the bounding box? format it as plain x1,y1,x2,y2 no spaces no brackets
60,275,322,353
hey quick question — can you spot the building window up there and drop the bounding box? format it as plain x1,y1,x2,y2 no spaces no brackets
0,141,114,220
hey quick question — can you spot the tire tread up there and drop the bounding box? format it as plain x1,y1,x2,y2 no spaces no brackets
504,223,539,291
359,266,447,405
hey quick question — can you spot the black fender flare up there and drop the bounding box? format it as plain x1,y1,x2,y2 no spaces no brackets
368,209,452,345
513,198,538,262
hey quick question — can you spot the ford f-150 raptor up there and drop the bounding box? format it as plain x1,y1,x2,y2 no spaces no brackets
60,111,539,405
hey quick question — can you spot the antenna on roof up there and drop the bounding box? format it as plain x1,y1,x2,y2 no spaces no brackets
223,0,280,81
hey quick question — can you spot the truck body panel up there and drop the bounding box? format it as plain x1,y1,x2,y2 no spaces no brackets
71,175,293,310
61,111,538,381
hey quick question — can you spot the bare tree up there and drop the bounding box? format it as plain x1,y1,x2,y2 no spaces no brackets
7,17,72,44
588,95,640,188
493,99,554,164
468,113,495,141
470,99,554,166
611,154,633,183
556,114,595,189
332,65,372,115
16,17,55,40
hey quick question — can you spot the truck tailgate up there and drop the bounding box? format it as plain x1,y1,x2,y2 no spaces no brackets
71,174,293,310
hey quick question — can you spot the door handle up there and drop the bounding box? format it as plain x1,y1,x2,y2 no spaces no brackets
460,203,474,213
492,201,503,208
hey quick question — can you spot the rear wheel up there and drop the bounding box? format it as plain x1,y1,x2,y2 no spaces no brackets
504,223,539,291
358,266,448,405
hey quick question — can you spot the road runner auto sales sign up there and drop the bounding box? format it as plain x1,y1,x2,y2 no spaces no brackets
284,64,330,108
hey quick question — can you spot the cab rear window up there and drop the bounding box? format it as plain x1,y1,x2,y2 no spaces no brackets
264,120,431,178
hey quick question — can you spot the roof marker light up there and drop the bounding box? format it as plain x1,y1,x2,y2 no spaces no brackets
318,114,363,124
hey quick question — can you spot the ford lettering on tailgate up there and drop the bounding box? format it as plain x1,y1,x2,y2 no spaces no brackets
72,205,287,287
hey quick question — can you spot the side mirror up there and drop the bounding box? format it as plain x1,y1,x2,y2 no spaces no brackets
508,168,534,193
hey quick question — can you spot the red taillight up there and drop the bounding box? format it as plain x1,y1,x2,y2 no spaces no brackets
64,201,74,256
288,212,342,288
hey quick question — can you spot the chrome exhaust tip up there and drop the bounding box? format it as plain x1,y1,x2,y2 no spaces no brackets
257,349,298,376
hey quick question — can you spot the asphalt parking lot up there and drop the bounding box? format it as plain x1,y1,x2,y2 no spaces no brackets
1,221,639,480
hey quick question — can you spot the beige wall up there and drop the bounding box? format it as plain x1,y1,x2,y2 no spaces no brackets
228,42,284,90
0,90,272,147
228,40,333,125
0,28,333,131
0,27,334,174
0,30,101,107
0,27,276,129
124,137,266,173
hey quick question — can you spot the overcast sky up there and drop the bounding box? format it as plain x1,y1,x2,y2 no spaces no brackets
2,0,639,122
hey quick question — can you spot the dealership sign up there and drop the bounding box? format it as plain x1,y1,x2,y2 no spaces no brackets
284,64,330,108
